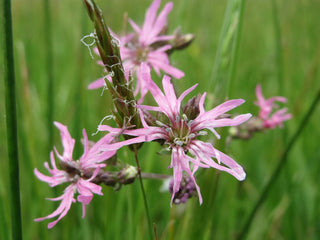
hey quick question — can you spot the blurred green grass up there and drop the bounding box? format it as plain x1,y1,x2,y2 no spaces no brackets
1,0,320,239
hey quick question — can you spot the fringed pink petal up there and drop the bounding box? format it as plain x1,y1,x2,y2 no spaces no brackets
88,78,106,89
128,19,141,34
148,58,185,79
35,186,75,229
145,2,173,45
53,122,75,162
141,0,161,40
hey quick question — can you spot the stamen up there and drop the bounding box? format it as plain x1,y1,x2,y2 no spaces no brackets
182,114,188,122
198,131,208,136
156,120,168,127
165,128,171,133
174,139,184,146
187,120,194,127
188,133,196,139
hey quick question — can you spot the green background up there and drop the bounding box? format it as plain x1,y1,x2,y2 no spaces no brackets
1,0,320,239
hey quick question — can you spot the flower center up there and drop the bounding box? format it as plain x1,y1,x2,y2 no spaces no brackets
168,115,196,147
134,45,149,63
60,160,83,182
126,41,149,64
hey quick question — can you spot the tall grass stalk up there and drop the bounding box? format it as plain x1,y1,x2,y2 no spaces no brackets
15,44,48,240
228,0,245,98
43,0,54,154
137,143,159,238
201,1,246,237
209,0,245,101
237,88,320,240
0,186,9,240
2,0,23,239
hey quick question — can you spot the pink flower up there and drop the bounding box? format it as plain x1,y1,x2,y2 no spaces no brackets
34,122,119,228
262,108,292,129
89,0,184,103
255,84,292,128
124,0,184,85
99,64,252,205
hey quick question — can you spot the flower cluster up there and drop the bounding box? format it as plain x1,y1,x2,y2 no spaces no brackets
35,0,292,229
227,85,292,142
89,0,185,102
34,122,139,228
255,84,292,128
99,64,251,204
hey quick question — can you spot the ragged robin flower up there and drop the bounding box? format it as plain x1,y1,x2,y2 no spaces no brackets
122,0,185,96
34,122,131,228
89,0,185,103
255,84,292,128
99,64,252,205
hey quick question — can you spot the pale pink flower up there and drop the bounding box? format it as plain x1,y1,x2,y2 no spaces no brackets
255,84,292,128
89,0,184,103
34,122,119,228
123,0,184,90
262,108,292,129
99,64,251,204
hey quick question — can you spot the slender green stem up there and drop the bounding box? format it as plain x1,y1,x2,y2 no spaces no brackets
134,150,153,240
237,88,320,240
44,0,54,153
2,0,23,239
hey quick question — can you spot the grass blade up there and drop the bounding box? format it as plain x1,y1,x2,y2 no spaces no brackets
209,0,246,100
2,0,23,239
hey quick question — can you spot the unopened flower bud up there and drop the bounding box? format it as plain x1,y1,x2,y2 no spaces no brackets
118,165,138,185
169,175,197,204
168,27,195,53
182,94,201,120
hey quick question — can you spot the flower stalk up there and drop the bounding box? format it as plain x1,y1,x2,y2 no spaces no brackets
134,150,153,240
